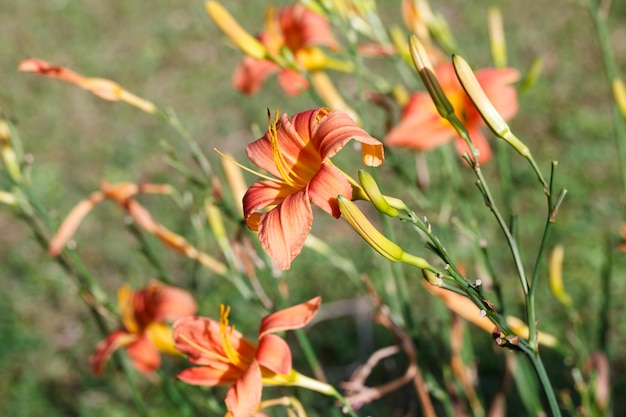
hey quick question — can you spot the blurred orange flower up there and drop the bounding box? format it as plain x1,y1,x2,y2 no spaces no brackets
242,107,384,270
18,58,156,113
90,281,197,375
174,297,322,417
385,63,519,163
232,3,339,95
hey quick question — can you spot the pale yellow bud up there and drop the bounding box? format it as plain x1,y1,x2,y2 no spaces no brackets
452,54,529,156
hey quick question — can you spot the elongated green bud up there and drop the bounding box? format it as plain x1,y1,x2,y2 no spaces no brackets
452,54,529,157
357,169,399,217
409,35,455,119
338,196,429,269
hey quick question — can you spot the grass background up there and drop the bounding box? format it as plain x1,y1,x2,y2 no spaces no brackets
2,0,626,415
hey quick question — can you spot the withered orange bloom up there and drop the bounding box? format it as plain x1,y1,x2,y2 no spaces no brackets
90,281,197,376
174,297,323,417
243,107,384,270
385,63,519,163
18,58,156,113
233,3,339,95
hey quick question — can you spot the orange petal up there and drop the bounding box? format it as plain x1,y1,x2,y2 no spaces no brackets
277,69,309,96
48,191,105,256
18,58,85,85
257,189,313,270
279,4,338,51
243,180,292,228
176,365,240,386
225,359,264,417
232,56,279,96
142,281,197,323
259,296,321,338
314,110,384,164
307,163,352,218
476,68,520,121
126,334,161,373
256,333,292,375
90,329,137,376
173,316,257,366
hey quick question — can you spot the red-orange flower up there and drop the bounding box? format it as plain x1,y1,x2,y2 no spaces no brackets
174,297,326,417
232,4,339,95
385,63,519,163
242,107,384,270
90,281,197,376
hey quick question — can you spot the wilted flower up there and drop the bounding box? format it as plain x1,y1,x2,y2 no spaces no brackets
242,107,384,270
90,281,197,375
174,297,332,417
18,58,156,113
385,62,519,163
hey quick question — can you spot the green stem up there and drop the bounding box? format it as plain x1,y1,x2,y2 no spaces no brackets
519,342,563,417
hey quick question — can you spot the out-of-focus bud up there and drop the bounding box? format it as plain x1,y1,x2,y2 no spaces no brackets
220,153,247,218
409,35,455,119
0,120,22,182
548,245,573,308
0,190,17,206
338,196,429,269
452,54,530,157
520,57,543,92
487,6,507,68
205,1,267,60
585,351,610,412
505,316,558,348
357,169,399,217
612,77,626,120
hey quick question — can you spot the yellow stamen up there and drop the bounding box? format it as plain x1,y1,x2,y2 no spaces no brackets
214,148,278,182
220,304,244,368
267,108,307,187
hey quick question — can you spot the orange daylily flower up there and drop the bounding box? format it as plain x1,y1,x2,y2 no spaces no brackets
242,107,384,270
174,297,327,417
18,58,156,113
90,281,197,375
231,4,340,96
385,62,519,163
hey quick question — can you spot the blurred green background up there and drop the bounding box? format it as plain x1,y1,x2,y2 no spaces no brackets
2,0,626,415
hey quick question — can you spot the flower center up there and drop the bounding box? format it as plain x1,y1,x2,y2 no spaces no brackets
267,108,308,188
219,304,246,369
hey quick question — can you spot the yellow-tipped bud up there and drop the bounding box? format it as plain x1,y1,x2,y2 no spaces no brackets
390,25,411,63
548,245,573,308
612,77,626,120
357,169,399,217
205,1,267,60
338,196,429,268
409,35,454,119
487,6,507,68
452,54,530,157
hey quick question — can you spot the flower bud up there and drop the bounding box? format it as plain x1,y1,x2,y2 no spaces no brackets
548,245,572,308
409,35,455,119
487,6,507,68
205,1,267,60
612,77,626,120
357,169,399,217
338,196,429,269
452,54,529,157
